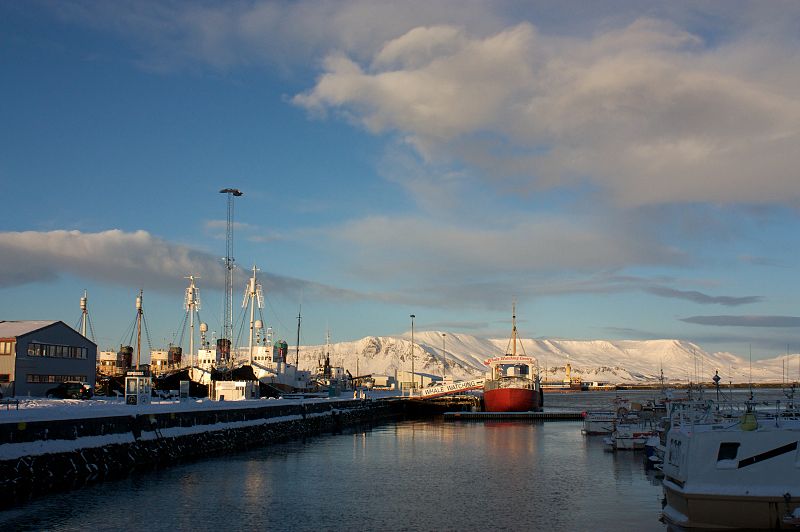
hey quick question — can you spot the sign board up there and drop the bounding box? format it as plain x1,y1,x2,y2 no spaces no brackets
483,355,536,366
418,378,485,399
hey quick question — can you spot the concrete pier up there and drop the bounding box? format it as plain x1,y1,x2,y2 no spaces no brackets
0,398,395,508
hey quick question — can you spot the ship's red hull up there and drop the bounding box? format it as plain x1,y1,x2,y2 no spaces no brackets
483,387,541,412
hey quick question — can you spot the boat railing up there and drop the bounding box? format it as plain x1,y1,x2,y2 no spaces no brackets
668,396,800,432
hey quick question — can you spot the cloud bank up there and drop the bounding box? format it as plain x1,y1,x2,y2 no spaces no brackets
681,315,800,327
0,230,362,302
645,287,762,306
296,18,800,207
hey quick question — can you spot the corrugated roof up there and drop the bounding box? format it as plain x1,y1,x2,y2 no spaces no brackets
0,321,60,338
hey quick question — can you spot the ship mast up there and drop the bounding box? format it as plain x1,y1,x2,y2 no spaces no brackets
244,265,263,366
135,290,143,369
512,301,517,357
184,275,201,368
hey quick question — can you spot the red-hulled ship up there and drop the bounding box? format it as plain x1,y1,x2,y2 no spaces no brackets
483,305,542,412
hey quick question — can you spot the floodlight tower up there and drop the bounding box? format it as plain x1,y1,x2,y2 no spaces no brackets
219,188,243,356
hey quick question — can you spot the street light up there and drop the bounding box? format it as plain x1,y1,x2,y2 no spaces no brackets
442,333,447,380
410,314,415,394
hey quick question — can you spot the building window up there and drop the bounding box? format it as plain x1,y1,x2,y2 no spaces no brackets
27,343,87,359
26,374,88,384
0,374,9,383
0,341,14,355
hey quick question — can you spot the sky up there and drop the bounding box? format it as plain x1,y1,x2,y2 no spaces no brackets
2,0,800,360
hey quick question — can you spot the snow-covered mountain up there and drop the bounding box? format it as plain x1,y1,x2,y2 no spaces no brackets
289,331,797,384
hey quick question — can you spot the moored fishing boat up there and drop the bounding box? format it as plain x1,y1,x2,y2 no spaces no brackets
661,394,800,529
482,304,542,412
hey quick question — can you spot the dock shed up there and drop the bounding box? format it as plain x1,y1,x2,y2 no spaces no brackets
0,321,97,397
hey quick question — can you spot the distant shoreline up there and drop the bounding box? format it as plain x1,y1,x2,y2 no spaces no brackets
614,382,796,390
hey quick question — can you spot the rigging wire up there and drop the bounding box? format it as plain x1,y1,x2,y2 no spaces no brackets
265,295,291,340
142,313,153,352
87,314,96,345
121,314,138,348
175,310,189,349
233,304,248,352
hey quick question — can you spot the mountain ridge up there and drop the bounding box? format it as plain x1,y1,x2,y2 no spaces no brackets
287,332,796,384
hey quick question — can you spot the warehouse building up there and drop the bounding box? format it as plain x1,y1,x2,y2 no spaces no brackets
0,321,97,397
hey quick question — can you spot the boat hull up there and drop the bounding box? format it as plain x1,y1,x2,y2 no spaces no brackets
662,480,800,529
483,387,540,412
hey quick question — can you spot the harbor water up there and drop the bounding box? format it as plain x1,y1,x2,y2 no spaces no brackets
0,389,788,530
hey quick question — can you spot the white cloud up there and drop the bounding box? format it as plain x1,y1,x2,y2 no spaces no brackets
295,17,800,206
44,2,800,206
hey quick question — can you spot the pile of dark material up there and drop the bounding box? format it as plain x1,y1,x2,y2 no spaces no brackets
152,369,208,397
152,365,279,398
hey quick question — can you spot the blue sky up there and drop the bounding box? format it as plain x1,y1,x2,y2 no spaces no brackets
2,1,800,359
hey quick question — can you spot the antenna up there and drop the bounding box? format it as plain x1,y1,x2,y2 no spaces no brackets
80,290,88,337
75,290,96,343
219,188,243,358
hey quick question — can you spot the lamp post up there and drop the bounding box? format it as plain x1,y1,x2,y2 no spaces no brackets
442,333,447,380
410,314,415,395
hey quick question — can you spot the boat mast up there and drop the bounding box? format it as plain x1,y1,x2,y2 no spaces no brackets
135,290,143,369
512,301,517,357
245,265,263,366
184,275,201,368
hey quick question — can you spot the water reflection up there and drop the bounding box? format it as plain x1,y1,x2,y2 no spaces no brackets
0,410,672,531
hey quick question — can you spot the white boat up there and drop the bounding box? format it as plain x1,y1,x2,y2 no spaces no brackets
584,396,641,436
661,396,800,529
582,411,617,435
603,417,656,451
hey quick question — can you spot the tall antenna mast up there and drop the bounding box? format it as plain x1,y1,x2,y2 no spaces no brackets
184,275,201,368
75,290,96,344
219,188,243,358
79,290,88,337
